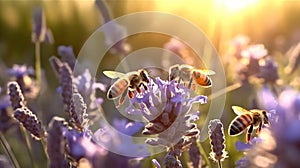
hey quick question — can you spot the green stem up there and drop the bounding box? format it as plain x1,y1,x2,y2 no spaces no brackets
0,132,20,168
20,127,36,168
198,142,211,168
208,83,242,101
41,138,48,159
35,42,41,89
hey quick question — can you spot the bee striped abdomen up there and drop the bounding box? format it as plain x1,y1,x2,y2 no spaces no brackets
229,114,252,136
108,79,128,99
192,72,212,87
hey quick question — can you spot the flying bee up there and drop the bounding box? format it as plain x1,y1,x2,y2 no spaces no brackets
168,64,215,89
228,106,270,143
103,69,150,107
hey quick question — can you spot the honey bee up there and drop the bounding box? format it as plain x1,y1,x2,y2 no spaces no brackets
103,69,149,107
228,106,270,143
168,64,215,88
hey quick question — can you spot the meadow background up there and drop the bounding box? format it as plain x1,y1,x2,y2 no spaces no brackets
0,0,300,168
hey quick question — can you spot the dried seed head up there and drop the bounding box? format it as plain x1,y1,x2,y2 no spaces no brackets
208,119,228,165
47,116,69,168
7,81,25,110
14,107,45,140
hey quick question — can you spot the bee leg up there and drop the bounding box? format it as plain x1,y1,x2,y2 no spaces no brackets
246,125,254,143
256,122,263,135
128,90,134,98
188,78,193,89
117,89,128,108
140,83,148,92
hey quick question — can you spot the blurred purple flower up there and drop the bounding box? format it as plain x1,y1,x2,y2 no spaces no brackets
164,38,186,56
112,119,143,136
58,45,76,69
93,119,149,154
235,137,262,152
63,128,107,165
257,84,278,111
0,95,15,132
230,35,250,59
7,64,34,78
256,57,279,83
7,64,38,98
241,44,268,59
32,7,46,43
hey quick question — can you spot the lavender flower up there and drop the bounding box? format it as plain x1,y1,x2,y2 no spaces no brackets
69,92,88,129
63,128,107,167
59,63,78,114
188,138,202,168
13,106,45,140
125,77,206,167
7,65,38,98
256,57,279,83
46,117,69,168
0,95,15,132
32,7,46,43
208,119,228,168
7,81,25,110
58,45,76,69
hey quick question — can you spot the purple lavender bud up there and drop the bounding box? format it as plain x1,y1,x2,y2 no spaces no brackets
58,46,76,69
14,106,45,140
188,140,202,168
47,117,68,168
164,151,182,168
7,81,25,110
69,93,88,129
60,63,78,113
208,119,228,166
49,56,63,78
45,28,54,44
32,7,46,43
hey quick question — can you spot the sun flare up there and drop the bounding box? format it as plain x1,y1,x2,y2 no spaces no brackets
216,0,260,12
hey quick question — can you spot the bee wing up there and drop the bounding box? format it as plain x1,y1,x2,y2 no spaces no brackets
103,71,125,79
195,69,215,76
232,106,250,115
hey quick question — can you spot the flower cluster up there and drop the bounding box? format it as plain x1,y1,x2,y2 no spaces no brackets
125,77,207,167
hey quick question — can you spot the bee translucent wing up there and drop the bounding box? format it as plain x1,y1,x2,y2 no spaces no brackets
103,71,125,79
232,106,250,115
196,69,216,75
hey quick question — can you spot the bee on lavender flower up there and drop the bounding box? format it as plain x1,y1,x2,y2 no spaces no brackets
103,69,149,107
168,64,215,89
228,106,270,143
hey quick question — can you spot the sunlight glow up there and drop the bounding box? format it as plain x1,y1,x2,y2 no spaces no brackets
216,0,260,12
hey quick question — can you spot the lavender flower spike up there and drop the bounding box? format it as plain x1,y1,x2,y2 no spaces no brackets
69,92,88,129
14,106,45,140
208,119,228,168
32,7,46,43
7,81,25,110
47,117,68,168
60,63,78,114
